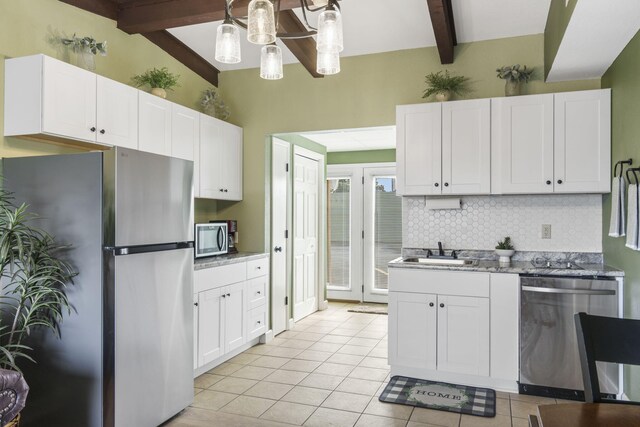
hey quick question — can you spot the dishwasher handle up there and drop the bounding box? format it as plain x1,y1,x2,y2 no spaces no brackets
522,286,616,296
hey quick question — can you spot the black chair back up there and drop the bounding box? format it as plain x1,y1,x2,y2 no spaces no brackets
575,312,640,403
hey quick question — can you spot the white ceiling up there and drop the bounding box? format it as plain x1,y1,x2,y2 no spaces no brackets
301,126,396,152
168,0,552,72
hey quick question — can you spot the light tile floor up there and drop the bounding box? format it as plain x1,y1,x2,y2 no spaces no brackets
166,302,565,427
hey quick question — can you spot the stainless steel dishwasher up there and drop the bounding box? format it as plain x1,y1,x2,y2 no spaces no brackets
519,275,619,400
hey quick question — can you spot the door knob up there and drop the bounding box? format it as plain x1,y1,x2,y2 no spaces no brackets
440,303,445,308
274,246,283,252
100,129,106,134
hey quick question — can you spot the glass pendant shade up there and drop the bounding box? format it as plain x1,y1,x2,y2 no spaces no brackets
317,8,343,53
215,22,241,64
247,0,277,45
316,51,340,75
260,45,283,80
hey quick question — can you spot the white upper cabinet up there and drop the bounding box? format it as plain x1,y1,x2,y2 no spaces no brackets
199,114,243,201
554,89,611,193
442,99,491,195
138,91,172,156
397,100,490,196
171,104,199,162
491,94,555,194
397,103,442,196
96,76,138,149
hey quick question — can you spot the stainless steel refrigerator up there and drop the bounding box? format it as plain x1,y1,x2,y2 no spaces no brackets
3,148,194,427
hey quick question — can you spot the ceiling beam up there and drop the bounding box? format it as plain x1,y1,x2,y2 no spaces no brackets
278,11,323,79
117,0,303,34
142,30,219,86
59,0,118,19
426,0,457,64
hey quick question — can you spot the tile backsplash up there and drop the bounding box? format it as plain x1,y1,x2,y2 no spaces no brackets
403,194,603,252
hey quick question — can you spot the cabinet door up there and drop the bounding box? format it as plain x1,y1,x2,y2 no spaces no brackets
491,94,554,194
554,89,611,193
389,291,437,370
223,282,246,353
198,288,224,366
42,56,97,142
171,104,199,161
442,99,491,195
138,91,172,156
96,76,138,149
199,114,224,199
193,294,199,369
437,295,489,376
220,122,243,201
396,104,442,195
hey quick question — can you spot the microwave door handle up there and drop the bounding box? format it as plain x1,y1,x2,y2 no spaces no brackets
217,227,223,251
521,286,616,296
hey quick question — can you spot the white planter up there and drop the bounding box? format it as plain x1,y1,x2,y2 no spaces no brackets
495,249,515,264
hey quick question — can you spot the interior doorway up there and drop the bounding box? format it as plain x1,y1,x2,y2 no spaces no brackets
326,164,400,303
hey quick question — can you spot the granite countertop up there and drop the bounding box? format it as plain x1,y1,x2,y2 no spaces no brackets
194,252,269,271
388,258,624,277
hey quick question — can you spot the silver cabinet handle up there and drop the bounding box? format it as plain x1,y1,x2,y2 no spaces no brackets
522,286,616,296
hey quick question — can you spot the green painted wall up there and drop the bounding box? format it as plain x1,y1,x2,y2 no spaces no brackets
601,29,640,401
0,0,216,219
544,0,579,79
328,149,396,165
219,33,599,252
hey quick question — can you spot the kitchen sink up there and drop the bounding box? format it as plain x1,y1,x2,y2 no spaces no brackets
402,258,476,266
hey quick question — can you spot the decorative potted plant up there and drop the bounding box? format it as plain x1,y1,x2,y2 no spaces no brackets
200,87,230,121
495,237,515,264
61,34,107,71
496,64,533,96
422,70,470,102
132,67,180,99
0,184,75,426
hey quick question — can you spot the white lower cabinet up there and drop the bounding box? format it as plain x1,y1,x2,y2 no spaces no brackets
193,257,269,371
389,268,519,391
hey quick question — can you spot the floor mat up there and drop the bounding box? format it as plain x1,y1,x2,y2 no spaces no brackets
379,376,496,417
347,303,388,315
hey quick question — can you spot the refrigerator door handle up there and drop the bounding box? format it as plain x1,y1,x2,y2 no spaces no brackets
521,286,616,296
107,241,194,256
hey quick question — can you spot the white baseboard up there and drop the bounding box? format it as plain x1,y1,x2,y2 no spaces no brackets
319,300,329,310
262,329,274,343
288,318,295,330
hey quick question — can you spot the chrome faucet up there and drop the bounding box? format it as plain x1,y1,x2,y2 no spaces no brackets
437,241,444,256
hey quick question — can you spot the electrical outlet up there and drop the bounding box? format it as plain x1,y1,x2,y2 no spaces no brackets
541,224,552,239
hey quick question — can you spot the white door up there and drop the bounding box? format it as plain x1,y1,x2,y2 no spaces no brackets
96,76,138,149
436,295,490,376
224,282,246,353
42,56,97,142
554,89,611,193
491,94,554,194
271,138,290,335
363,167,401,304
198,287,224,366
293,153,319,322
389,291,437,370
171,104,199,161
219,122,243,201
326,167,363,302
396,103,442,195
442,99,491,195
138,91,172,156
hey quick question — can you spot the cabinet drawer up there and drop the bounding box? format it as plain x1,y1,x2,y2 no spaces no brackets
247,257,269,279
247,276,267,310
194,262,247,293
247,307,267,340
389,268,489,297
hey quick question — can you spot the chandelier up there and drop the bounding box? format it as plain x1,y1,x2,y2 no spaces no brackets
215,0,344,80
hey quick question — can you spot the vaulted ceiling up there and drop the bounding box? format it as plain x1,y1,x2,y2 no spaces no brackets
61,0,552,85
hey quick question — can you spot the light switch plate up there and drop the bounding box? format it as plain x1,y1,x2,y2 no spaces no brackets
541,224,552,239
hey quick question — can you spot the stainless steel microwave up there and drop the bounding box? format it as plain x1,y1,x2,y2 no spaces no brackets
195,222,228,258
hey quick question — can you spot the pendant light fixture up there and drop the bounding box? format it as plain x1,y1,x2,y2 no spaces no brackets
247,0,277,45
260,44,284,80
216,0,345,80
